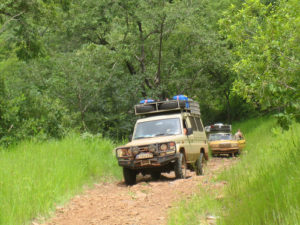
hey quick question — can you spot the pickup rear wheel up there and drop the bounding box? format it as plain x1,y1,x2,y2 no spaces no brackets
196,153,204,175
123,167,136,185
174,152,187,179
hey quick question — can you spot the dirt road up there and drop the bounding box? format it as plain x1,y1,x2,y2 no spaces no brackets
42,157,237,225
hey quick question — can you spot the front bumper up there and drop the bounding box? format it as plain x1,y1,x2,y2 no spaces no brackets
211,147,239,154
118,153,178,169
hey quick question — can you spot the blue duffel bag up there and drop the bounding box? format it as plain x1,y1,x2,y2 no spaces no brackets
172,95,190,108
172,95,188,101
139,99,155,104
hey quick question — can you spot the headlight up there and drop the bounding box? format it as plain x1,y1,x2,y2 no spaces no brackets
116,148,131,157
169,142,176,150
160,144,168,151
231,143,238,147
131,146,139,155
117,149,123,157
149,144,156,153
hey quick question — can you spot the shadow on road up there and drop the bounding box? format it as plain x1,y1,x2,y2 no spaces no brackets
117,172,193,186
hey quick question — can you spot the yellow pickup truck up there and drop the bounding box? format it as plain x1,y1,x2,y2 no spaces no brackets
206,124,246,157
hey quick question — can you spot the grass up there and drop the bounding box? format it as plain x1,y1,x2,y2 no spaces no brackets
168,190,222,225
168,116,300,225
0,133,122,225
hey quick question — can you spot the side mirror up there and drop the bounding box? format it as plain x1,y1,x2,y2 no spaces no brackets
128,134,133,141
187,128,193,135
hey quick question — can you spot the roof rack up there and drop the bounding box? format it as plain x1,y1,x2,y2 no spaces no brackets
205,124,232,133
135,99,200,116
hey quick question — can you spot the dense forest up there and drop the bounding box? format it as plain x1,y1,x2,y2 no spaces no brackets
0,0,299,145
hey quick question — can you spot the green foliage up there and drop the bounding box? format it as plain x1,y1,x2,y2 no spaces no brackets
219,0,300,128
0,0,245,144
1,0,296,143
0,61,69,146
229,94,260,122
0,134,121,225
0,0,67,60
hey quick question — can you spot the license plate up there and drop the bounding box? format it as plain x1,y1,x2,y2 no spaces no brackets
136,152,153,159
220,144,231,148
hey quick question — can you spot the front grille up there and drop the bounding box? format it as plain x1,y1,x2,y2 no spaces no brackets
220,143,231,148
138,146,149,152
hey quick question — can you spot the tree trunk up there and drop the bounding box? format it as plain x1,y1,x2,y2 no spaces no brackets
155,17,166,87
137,21,146,74
224,91,231,124
137,21,153,97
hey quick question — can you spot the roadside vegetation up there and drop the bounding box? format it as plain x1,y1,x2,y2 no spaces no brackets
0,0,298,224
168,116,300,225
0,134,121,225
1,0,297,146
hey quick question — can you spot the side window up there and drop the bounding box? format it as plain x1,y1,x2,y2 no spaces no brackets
195,117,204,131
183,119,187,129
188,117,197,131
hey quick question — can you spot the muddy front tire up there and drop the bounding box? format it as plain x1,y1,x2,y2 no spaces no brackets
123,167,136,185
196,153,204,175
174,153,187,179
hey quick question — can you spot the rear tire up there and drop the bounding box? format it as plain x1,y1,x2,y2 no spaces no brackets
151,171,161,180
196,153,204,175
123,167,136,185
135,104,155,113
174,153,187,179
159,101,186,110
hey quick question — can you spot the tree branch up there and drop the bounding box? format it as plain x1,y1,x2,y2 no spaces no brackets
278,80,296,91
144,29,159,40
0,11,24,34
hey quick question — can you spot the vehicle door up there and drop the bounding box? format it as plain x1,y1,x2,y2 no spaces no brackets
182,117,193,161
195,117,206,142
186,116,199,162
195,117,208,156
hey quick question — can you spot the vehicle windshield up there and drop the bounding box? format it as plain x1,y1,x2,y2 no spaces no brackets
209,133,233,141
133,118,181,139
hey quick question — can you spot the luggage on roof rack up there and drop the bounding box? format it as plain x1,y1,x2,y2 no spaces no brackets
139,99,155,104
135,98,200,116
205,124,232,133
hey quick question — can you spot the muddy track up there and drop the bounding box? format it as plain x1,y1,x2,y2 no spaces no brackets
40,157,237,225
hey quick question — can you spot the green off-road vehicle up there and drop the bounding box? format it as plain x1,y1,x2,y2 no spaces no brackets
115,97,209,185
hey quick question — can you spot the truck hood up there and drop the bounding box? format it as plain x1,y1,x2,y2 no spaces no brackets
117,135,185,148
